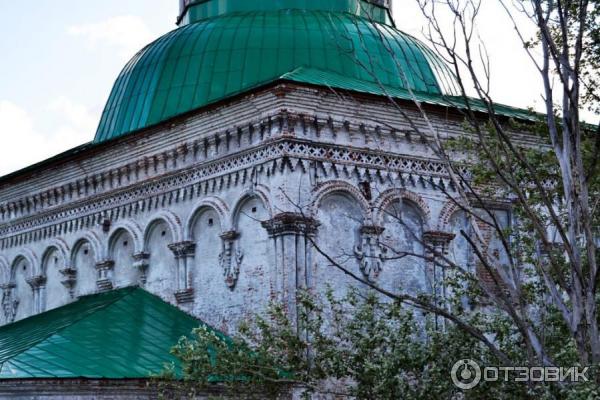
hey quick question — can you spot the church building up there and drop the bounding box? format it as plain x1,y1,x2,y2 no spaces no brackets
0,0,531,397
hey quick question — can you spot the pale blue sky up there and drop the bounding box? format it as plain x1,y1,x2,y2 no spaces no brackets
0,1,593,176
1,1,175,112
0,1,177,175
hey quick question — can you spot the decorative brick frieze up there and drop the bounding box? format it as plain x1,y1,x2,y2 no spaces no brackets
0,140,464,250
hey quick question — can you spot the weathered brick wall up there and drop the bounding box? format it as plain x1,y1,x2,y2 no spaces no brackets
0,84,493,332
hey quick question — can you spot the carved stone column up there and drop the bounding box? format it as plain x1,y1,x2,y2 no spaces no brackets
27,275,47,314
132,252,150,285
354,225,386,282
423,231,456,289
1,283,17,323
59,267,77,299
218,231,243,290
95,260,115,292
262,213,320,325
168,241,196,304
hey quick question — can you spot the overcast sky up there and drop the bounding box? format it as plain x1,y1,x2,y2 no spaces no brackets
0,1,595,176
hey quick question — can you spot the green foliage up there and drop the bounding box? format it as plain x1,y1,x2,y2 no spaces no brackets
162,288,595,399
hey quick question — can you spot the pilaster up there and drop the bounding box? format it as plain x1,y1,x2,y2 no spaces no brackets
354,225,386,282
168,241,196,303
95,260,115,292
423,230,456,329
261,213,320,325
26,275,47,314
132,252,150,285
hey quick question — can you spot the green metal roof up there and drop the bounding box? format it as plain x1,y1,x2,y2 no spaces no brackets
94,7,459,143
178,0,394,26
281,66,538,121
0,287,206,379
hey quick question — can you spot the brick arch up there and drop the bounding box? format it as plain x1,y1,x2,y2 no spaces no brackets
185,196,229,240
10,249,38,281
41,238,71,275
71,232,103,264
374,189,431,230
107,220,144,256
144,210,184,248
437,200,464,232
231,186,272,230
310,180,372,221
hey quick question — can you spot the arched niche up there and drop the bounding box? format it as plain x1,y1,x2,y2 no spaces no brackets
314,191,365,296
72,239,97,296
144,219,175,294
109,228,137,288
41,247,69,311
11,256,33,321
234,196,271,275
189,206,223,324
379,199,426,295
448,210,473,272
213,195,272,331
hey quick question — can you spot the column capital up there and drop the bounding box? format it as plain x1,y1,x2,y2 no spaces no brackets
95,260,115,271
59,268,78,299
261,213,320,237
132,252,150,268
0,283,16,291
168,241,196,258
423,231,456,259
423,231,456,245
360,225,385,236
26,275,47,289
219,230,240,241
133,252,151,285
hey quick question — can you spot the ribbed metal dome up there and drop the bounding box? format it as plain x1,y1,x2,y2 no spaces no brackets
94,2,458,143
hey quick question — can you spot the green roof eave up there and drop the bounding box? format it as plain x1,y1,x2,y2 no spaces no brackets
280,66,541,122
0,287,220,380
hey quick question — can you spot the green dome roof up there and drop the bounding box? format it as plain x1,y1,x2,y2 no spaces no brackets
94,1,458,143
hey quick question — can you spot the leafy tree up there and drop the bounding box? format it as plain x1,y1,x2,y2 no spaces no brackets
161,0,600,397
163,288,598,399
